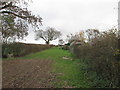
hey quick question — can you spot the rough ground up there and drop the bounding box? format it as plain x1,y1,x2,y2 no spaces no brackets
2,59,55,88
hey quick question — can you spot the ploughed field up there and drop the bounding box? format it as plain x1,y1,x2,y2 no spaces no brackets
3,59,54,88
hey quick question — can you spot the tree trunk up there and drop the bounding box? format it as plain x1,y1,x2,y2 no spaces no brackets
46,41,49,45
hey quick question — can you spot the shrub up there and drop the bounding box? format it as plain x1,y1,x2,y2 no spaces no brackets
73,29,120,87
2,42,54,58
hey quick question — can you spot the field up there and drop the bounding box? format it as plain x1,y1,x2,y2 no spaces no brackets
2,47,92,88
3,59,53,88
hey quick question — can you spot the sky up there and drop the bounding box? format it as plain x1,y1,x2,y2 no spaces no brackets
20,0,120,45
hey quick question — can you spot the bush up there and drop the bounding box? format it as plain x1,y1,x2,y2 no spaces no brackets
2,42,54,58
73,29,120,87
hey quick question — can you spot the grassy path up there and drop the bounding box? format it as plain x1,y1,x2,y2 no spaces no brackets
22,47,92,88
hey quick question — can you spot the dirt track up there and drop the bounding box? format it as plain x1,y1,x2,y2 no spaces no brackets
2,59,55,88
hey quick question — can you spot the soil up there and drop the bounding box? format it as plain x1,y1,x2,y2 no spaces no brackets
2,59,55,88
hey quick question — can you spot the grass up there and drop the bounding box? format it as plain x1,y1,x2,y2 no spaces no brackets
22,47,92,88
3,47,116,88
3,47,93,88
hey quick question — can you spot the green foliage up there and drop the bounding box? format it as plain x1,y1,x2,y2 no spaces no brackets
5,47,111,88
2,43,22,57
1,15,28,43
73,29,120,88
2,43,54,58
0,1,42,44
0,1,42,29
23,47,92,88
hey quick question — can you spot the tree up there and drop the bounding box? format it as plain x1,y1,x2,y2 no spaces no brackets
1,15,28,43
86,29,100,42
0,0,42,27
35,27,61,44
58,39,65,45
0,0,42,43
66,31,86,43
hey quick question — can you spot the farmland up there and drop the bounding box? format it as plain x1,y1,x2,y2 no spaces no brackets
2,47,92,88
1,0,120,89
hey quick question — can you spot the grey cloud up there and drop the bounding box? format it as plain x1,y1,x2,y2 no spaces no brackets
20,0,119,45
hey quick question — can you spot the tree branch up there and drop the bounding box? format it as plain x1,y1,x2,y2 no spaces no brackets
1,11,27,19
0,2,13,10
41,36,47,42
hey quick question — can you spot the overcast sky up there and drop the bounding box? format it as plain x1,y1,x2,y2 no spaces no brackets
20,0,119,45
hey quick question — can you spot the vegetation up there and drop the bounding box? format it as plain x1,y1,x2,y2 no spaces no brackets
0,0,42,43
66,31,85,43
1,15,28,43
58,39,65,45
35,27,61,44
71,29,120,88
2,42,54,58
2,35,119,88
0,0,42,28
22,47,93,88
1,1,119,88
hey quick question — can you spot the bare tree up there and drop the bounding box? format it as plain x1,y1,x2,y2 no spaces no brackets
35,27,61,44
